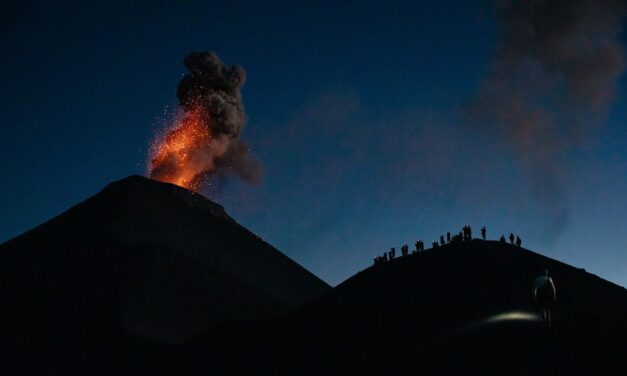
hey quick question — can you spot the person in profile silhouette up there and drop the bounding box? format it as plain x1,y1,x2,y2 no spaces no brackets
401,244,409,257
481,226,486,240
532,268,557,327
389,247,396,260
516,236,522,247
440,235,445,246
446,232,451,243
500,234,506,243
509,233,515,245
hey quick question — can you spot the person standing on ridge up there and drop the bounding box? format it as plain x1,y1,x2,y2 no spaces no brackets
500,234,506,243
481,226,486,240
516,236,522,247
532,268,557,327
447,232,451,243
509,233,515,245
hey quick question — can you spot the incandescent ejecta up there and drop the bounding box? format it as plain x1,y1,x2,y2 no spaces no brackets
149,51,261,192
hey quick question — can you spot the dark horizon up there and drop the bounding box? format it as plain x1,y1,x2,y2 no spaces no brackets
1,1,626,287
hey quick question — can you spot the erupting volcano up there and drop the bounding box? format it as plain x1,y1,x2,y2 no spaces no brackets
149,51,261,192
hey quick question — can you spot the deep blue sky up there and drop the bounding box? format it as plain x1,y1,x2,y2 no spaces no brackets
1,1,626,287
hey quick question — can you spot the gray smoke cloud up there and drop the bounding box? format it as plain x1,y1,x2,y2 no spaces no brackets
150,51,261,190
469,0,626,235
177,51,262,183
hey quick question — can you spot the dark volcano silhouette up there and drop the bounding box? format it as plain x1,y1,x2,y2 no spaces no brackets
0,175,329,374
2,178,626,375
182,241,627,375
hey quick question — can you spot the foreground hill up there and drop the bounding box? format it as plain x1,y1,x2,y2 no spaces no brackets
0,175,329,374
182,240,627,374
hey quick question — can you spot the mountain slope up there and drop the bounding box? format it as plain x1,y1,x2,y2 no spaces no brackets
0,175,330,351
182,240,627,374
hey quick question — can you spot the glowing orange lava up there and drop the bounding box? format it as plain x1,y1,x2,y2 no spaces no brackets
149,108,215,191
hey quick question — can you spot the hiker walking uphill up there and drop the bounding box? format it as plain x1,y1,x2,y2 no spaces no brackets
532,269,557,327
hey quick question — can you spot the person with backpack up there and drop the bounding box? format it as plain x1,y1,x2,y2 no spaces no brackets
532,268,557,327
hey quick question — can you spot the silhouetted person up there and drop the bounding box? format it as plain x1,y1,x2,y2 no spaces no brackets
415,241,421,253
390,247,396,260
432,241,439,248
418,240,425,251
516,236,522,247
383,253,388,262
481,226,486,240
500,234,506,243
532,268,557,327
401,244,408,257
446,232,451,243
440,236,445,246
467,226,472,240
509,233,515,245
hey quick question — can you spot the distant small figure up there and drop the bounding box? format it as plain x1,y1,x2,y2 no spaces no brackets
390,247,396,260
462,225,472,241
415,239,425,253
401,244,409,257
440,235,445,246
446,232,451,243
509,233,515,245
481,226,486,241
432,241,439,248
516,236,522,247
532,268,557,327
500,234,506,243
383,253,388,262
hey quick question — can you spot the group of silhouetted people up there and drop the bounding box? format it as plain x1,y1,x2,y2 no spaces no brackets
373,225,526,265
500,233,522,247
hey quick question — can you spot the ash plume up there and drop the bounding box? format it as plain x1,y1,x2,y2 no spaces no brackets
150,51,261,191
469,0,626,235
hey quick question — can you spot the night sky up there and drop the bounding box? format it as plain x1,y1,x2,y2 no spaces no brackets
1,1,626,287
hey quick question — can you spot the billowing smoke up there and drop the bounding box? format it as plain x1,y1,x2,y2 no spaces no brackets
469,0,626,234
149,51,261,192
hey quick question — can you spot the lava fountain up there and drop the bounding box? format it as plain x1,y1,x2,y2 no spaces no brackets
149,108,229,192
147,51,261,193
